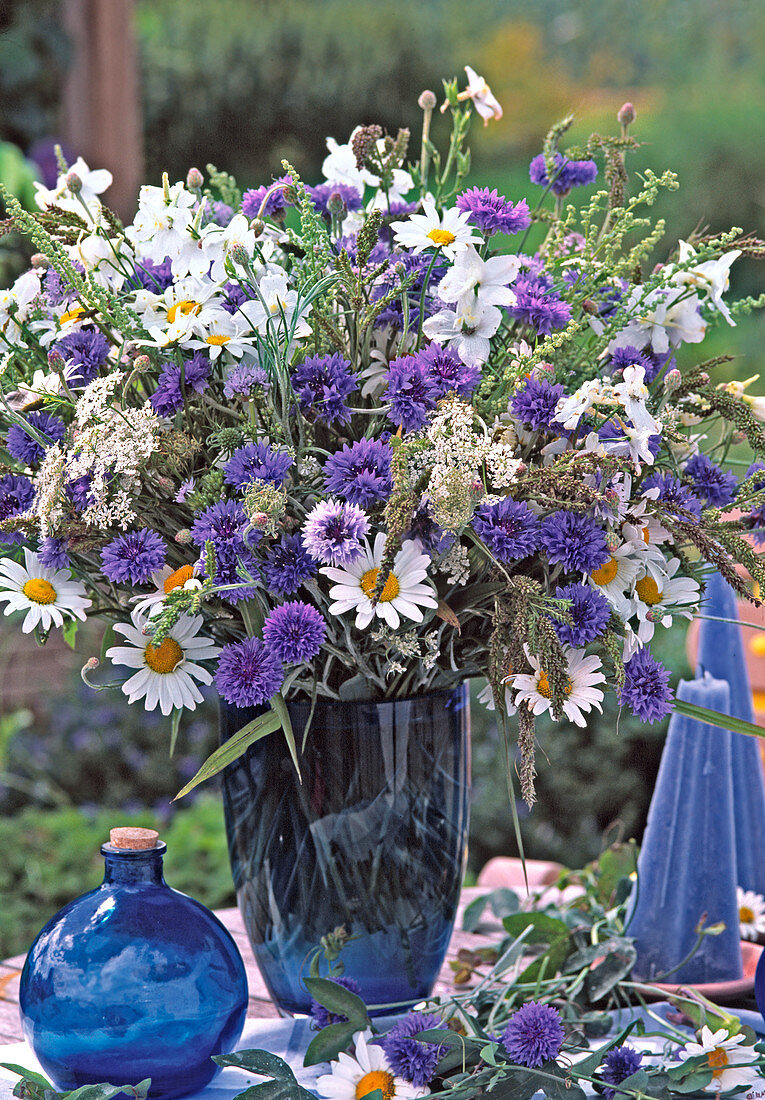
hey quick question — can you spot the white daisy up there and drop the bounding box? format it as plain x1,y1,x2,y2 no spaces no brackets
737,887,765,941
107,609,219,715
315,1029,428,1099
586,541,642,617
391,198,482,261
509,647,606,728
676,1026,760,1094
628,557,700,646
0,550,91,634
322,533,438,630
477,677,516,716
132,563,200,617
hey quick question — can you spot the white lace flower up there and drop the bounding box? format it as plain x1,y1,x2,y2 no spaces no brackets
509,648,605,728
0,550,91,634
315,1029,429,1100
737,887,765,941
107,609,219,715
391,198,482,261
322,533,438,630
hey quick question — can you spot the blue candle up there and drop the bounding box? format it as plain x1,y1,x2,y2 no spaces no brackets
696,570,765,895
629,673,743,983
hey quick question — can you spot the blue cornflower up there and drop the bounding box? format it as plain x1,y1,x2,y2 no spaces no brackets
642,473,703,521
684,454,738,507
507,275,571,335
38,537,70,570
215,637,284,708
379,1011,447,1088
500,1002,565,1067
262,533,316,596
608,345,653,378
540,511,610,574
206,200,234,227
224,442,294,491
223,362,268,399
6,411,65,466
416,342,481,398
190,499,261,555
601,1044,643,1100
220,281,248,316
620,647,673,723
456,187,531,236
472,498,540,562
52,328,111,386
302,499,369,566
150,352,211,417
101,528,167,585
0,473,35,546
554,584,611,647
201,547,259,604
66,475,95,512
324,438,393,508
385,354,440,433
307,182,363,219
262,601,326,664
241,174,294,220
511,376,565,432
308,976,362,1030
529,153,598,195
291,353,358,426
127,257,174,293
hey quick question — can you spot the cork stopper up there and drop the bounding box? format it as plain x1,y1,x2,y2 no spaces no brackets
109,827,160,850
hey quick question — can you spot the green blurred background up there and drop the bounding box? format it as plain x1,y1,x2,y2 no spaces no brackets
0,0,762,956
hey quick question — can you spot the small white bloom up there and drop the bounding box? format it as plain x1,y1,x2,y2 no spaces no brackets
391,198,482,261
609,285,707,355
586,541,643,616
0,550,91,634
132,563,198,617
555,378,609,430
677,1026,760,1094
315,1028,429,1100
674,240,740,325
628,556,700,646
437,245,519,313
423,297,501,367
238,272,312,342
612,364,661,434
453,65,503,125
510,647,606,728
737,887,765,941
34,157,112,218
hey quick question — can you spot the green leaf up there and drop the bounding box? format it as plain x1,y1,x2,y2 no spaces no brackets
213,1050,296,1082
63,1083,152,1100
303,1021,358,1067
673,698,765,740
302,977,369,1026
582,940,637,1000
270,693,301,782
464,888,520,931
62,619,78,650
169,707,182,758
502,912,569,943
173,709,281,799
0,1068,52,1090
462,893,488,932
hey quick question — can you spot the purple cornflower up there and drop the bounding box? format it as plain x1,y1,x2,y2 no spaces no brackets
385,354,440,433
292,353,358,426
52,328,111,386
44,267,75,307
324,438,393,507
407,505,453,556
190,499,261,555
215,637,284,708
620,647,673,723
262,601,326,664
379,1012,447,1088
101,528,167,585
684,454,738,508
223,362,268,399
66,474,94,512
206,200,234,227
507,275,571,335
220,281,248,316
38,537,70,570
529,153,598,196
201,547,258,604
262,533,316,596
129,257,174,292
416,342,481,398
600,1045,643,1100
223,442,294,491
456,187,531,237
608,345,653,378
307,182,363,219
554,583,611,647
641,473,703,521
500,1002,565,1068
472,498,540,562
511,375,565,432
0,473,35,546
6,411,65,466
302,499,369,566
150,353,211,417
241,174,294,221
540,511,610,574
308,976,362,1030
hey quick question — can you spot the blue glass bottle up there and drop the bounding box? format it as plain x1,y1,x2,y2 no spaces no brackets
19,827,248,1100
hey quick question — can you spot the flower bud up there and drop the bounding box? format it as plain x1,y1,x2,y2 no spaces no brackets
664,368,682,392
186,167,204,190
30,253,49,269
699,372,710,386
534,362,555,379
250,217,265,238
175,528,193,545
581,298,599,315
229,243,249,267
326,190,346,217
132,354,151,373
618,102,636,128
83,656,100,672
47,349,66,374
606,531,621,552
65,171,82,194
418,89,437,111
249,512,270,528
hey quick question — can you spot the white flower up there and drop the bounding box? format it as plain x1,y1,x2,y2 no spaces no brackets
238,272,312,341
0,269,42,344
677,1026,760,1094
612,364,661,434
322,132,413,205
674,240,740,325
423,297,502,367
132,564,198,617
322,533,438,630
315,1029,429,1099
107,609,219,715
0,550,91,634
391,198,482,261
34,157,112,217
738,887,765,940
453,65,503,125
628,556,700,646
436,245,519,313
586,541,643,616
478,678,516,716
509,647,605,728
609,285,707,355
555,378,609,430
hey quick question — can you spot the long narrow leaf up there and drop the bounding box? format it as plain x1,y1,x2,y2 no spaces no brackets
270,692,302,782
173,709,281,799
673,699,765,739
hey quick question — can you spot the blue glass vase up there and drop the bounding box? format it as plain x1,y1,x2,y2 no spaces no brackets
220,685,471,1016
19,829,248,1100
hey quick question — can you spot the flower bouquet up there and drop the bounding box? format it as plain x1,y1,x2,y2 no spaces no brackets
0,66,764,810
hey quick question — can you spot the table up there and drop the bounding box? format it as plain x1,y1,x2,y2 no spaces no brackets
0,887,495,1043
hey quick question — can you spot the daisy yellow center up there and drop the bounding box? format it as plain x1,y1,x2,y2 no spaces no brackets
22,578,57,605
708,1047,730,1076
641,525,650,545
355,1070,395,1100
60,307,86,325
740,905,756,923
144,637,183,674
635,576,663,605
427,228,456,247
167,299,201,324
537,670,572,698
360,567,400,602
590,557,619,586
164,564,195,594
206,334,231,345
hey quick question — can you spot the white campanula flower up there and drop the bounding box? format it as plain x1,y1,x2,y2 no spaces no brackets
34,157,112,218
612,364,661,434
452,65,503,125
509,647,606,728
737,886,765,940
437,245,519,313
0,269,42,345
238,272,312,341
391,198,482,261
322,131,413,205
609,285,707,355
423,297,502,367
107,609,219,716
0,549,91,634
315,1029,429,1100
674,240,741,325
126,180,197,266
676,1026,760,1094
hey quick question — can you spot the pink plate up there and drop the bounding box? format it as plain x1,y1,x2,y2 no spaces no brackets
643,941,763,1001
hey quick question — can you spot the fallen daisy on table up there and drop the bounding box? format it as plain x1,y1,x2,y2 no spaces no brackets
315,1029,429,1099
675,1026,761,1095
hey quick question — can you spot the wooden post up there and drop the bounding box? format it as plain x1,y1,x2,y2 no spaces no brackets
60,0,143,221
